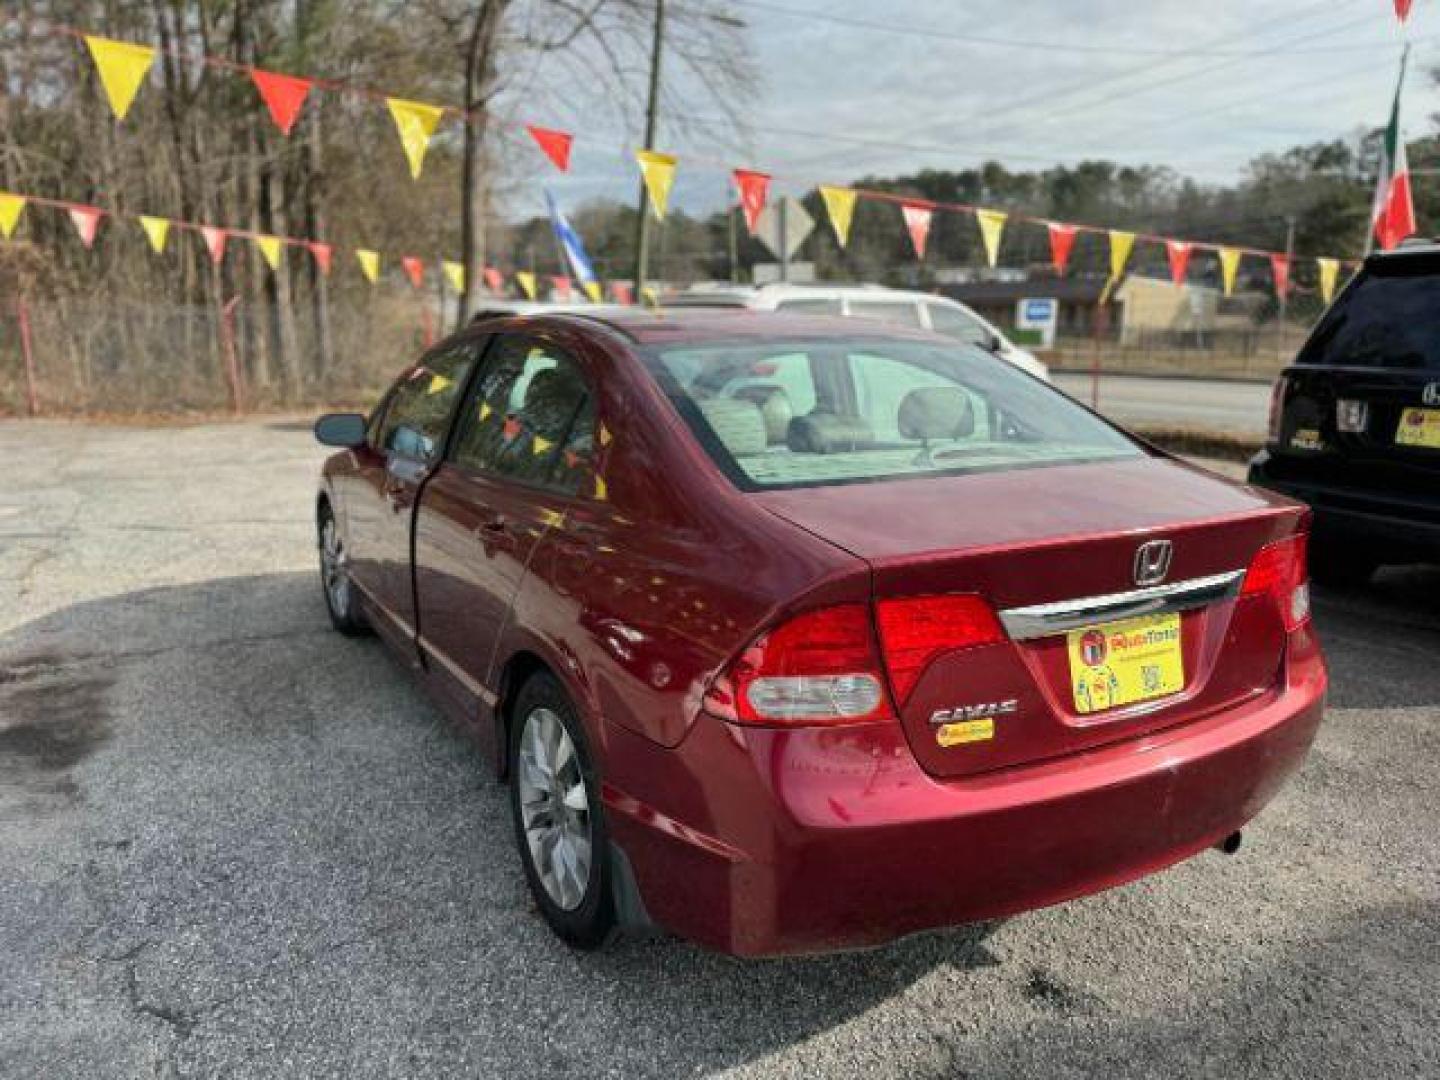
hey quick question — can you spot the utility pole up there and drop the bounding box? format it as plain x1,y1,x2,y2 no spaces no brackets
1278,215,1295,364
632,0,666,297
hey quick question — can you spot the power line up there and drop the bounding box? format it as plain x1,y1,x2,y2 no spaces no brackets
722,0,1404,58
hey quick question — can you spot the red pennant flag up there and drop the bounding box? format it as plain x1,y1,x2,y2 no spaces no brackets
1395,0,1414,24
1047,223,1077,274
401,256,425,288
1166,240,1193,285
502,416,522,442
251,69,313,136
307,242,332,275
525,125,573,172
550,275,572,298
1270,254,1291,297
901,203,932,260
732,169,771,234
613,282,634,306
483,266,504,293
200,226,228,265
67,205,104,248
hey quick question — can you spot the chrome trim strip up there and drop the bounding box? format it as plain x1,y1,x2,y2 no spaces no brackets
999,570,1245,641
418,634,499,706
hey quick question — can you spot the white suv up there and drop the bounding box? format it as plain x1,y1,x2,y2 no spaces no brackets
667,284,1049,381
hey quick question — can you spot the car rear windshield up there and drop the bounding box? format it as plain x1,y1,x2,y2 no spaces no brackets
1300,257,1440,371
642,337,1141,490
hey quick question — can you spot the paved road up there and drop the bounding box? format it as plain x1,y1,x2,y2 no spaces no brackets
1053,373,1272,437
2,420,1437,1079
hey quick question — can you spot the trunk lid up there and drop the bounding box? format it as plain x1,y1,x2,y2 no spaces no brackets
755,457,1305,778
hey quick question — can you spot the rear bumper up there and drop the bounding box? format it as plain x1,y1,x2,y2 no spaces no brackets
1248,452,1440,554
603,625,1326,957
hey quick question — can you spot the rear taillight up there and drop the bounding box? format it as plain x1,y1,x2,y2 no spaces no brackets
875,594,1005,704
1266,375,1290,443
704,604,893,726
1242,533,1311,631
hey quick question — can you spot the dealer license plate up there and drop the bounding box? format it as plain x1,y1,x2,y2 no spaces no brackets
1396,408,1440,449
1067,612,1185,715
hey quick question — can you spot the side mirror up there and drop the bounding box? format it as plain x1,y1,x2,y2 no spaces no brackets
314,412,367,448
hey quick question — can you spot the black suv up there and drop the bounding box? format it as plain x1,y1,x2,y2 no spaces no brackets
1249,241,1440,585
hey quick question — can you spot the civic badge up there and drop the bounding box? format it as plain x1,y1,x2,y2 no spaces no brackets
1133,539,1173,587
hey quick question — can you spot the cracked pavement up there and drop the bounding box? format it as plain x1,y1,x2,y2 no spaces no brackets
1,418,1437,1079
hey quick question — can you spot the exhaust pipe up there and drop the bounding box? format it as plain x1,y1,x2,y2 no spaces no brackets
1214,831,1242,855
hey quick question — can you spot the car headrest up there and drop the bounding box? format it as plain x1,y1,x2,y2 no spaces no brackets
732,385,794,445
787,410,876,454
699,397,768,457
898,387,975,442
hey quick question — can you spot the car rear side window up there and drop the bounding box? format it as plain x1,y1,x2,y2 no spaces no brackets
376,342,479,462
775,298,843,315
644,337,1139,490
925,302,991,348
848,300,923,329
450,335,594,494
1301,260,1440,371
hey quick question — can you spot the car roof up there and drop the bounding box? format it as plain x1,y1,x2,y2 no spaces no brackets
492,307,952,347
670,283,948,306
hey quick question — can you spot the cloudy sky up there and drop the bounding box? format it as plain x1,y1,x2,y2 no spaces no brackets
524,0,1437,217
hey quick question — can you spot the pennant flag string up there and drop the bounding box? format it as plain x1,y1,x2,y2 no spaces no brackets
819,186,857,248
1218,247,1243,297
1047,222,1076,274
526,125,574,172
139,215,170,254
901,203,932,260
975,208,1007,269
251,69,313,135
1317,257,1340,305
733,169,771,234
0,194,27,239
636,150,678,220
200,226,228,266
386,98,446,180
68,206,103,248
1166,240,1192,286
83,35,156,121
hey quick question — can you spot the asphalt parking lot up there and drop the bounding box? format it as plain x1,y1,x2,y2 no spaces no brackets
2,418,1437,1080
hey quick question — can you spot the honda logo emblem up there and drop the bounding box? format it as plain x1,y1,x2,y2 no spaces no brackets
1423,382,1440,407
1133,540,1173,587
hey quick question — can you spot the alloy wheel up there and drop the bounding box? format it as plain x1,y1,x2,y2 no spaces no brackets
516,706,593,911
321,517,350,615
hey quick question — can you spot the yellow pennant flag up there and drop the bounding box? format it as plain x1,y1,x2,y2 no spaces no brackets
636,150,677,220
0,193,26,239
1218,247,1242,297
819,185,857,248
531,434,554,456
84,36,156,121
386,98,446,180
426,374,453,395
443,260,465,293
582,281,602,303
642,286,659,308
1317,257,1340,305
1109,230,1136,281
138,215,169,253
255,235,283,271
976,209,1007,268
355,249,380,284
516,271,537,300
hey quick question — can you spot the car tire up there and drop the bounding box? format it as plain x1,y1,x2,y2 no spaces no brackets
1308,535,1379,589
508,672,616,949
318,502,367,635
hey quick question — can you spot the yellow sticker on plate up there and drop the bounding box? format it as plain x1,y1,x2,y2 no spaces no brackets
936,718,994,747
1396,408,1440,449
1067,612,1185,715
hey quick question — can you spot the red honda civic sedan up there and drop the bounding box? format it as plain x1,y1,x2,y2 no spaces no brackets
312,309,1325,957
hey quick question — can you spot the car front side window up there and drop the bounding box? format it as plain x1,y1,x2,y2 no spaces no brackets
375,342,480,462
450,335,594,495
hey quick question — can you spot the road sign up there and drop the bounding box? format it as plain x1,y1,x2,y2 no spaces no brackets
755,197,814,266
